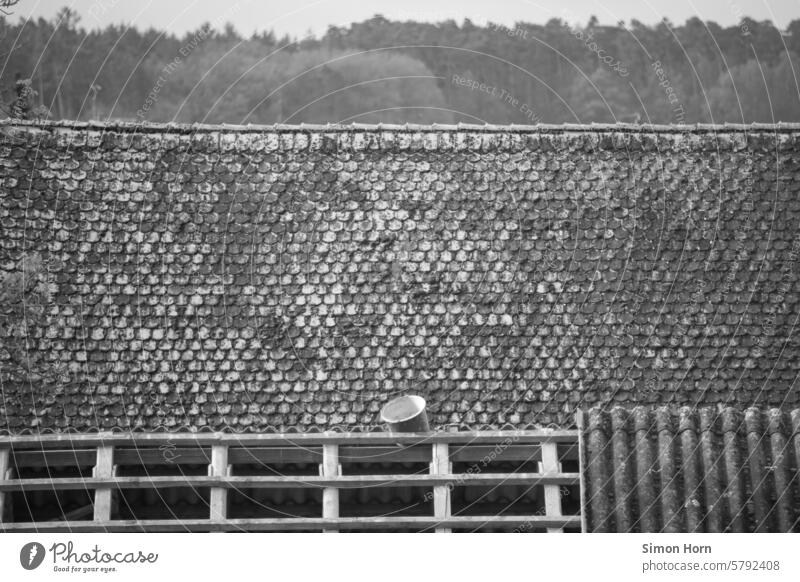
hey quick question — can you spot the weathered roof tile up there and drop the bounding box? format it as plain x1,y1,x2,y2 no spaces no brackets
1,122,799,433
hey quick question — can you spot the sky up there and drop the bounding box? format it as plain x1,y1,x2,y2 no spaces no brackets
12,0,800,37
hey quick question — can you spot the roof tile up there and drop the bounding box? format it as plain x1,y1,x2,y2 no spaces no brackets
1,122,799,433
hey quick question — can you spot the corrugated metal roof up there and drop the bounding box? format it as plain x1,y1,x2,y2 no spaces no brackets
580,406,800,532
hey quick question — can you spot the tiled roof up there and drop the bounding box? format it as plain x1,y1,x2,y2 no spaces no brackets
1,121,799,434
581,406,800,532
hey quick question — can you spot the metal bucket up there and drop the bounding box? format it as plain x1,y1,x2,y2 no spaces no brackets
380,395,430,433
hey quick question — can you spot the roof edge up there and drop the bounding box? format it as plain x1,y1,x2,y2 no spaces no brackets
3,119,800,134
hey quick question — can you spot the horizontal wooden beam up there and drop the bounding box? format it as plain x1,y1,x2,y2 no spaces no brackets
449,444,579,463
338,446,430,463
0,430,579,450
228,447,322,465
11,448,214,468
11,449,97,468
1,514,582,533
116,448,211,466
450,444,543,463
10,447,332,468
9,444,579,468
0,472,580,491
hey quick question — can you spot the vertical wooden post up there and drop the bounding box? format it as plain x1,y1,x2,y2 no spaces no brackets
321,444,339,532
210,445,229,521
93,444,114,522
540,441,563,533
576,410,588,534
431,442,451,533
0,448,9,524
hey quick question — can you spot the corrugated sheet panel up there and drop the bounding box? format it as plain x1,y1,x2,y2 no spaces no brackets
580,407,800,532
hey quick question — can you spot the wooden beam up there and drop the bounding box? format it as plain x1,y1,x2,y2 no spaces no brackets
450,444,542,463
113,446,324,466
93,445,114,522
321,444,339,532
8,444,578,467
209,445,228,521
229,447,322,465
0,472,581,492
0,514,582,533
0,430,580,449
576,409,588,534
450,443,580,463
8,443,579,467
338,445,430,464
117,447,211,466
0,449,8,523
540,441,563,533
431,442,451,533
11,449,96,469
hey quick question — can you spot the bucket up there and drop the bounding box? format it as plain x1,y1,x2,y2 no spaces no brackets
380,395,430,433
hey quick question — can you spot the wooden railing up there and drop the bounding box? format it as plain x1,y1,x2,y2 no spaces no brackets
0,431,581,532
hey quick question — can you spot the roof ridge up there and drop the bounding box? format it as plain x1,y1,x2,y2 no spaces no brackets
2,119,800,134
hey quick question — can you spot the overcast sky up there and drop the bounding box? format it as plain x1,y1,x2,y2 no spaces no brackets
13,0,799,37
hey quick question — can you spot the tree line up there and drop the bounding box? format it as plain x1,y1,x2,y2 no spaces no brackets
1,8,799,124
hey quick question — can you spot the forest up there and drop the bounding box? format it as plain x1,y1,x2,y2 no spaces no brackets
1,8,799,124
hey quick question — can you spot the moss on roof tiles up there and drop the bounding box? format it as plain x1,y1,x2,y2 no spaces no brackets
1,122,799,434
